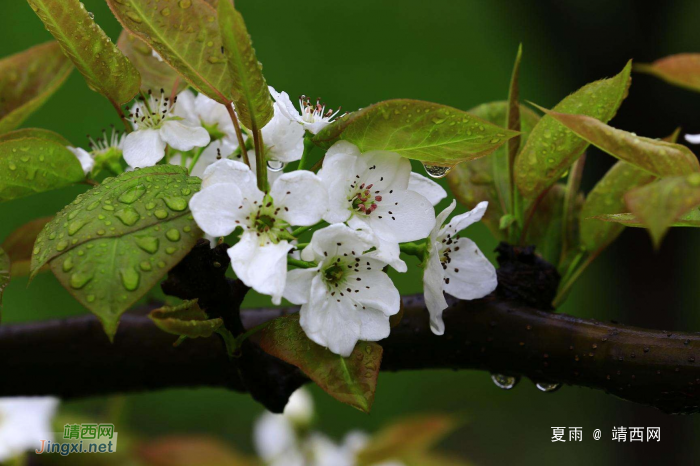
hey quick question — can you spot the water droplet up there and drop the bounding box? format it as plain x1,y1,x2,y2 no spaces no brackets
267,159,286,172
135,237,159,254
491,373,519,390
56,240,69,251
154,209,168,219
163,196,187,211
62,256,74,272
423,163,452,179
165,246,177,254
160,7,171,16
70,271,93,289
68,219,88,236
126,11,142,23
139,261,152,271
86,200,100,211
115,206,140,226
166,228,181,242
120,267,140,291
179,0,192,8
86,294,96,303
8,162,16,171
535,382,561,393
118,184,147,204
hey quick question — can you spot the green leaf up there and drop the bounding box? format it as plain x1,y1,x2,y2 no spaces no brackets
635,54,700,93
0,128,71,146
515,61,632,199
31,165,203,338
27,0,140,106
580,161,655,253
217,0,273,130
0,41,73,134
524,183,570,266
0,247,9,308
540,109,700,177
593,211,700,228
1,216,53,277
0,137,84,203
117,30,187,96
107,0,233,104
149,299,222,338
259,314,382,413
623,174,700,247
446,101,540,239
313,99,519,168
504,44,523,203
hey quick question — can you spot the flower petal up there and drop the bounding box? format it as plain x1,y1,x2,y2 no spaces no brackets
423,244,448,335
438,201,488,240
159,120,210,152
357,307,392,341
283,267,317,305
443,238,498,300
432,199,457,241
271,171,328,226
228,234,293,305
301,294,362,357
369,190,435,243
123,129,166,168
172,89,198,125
194,93,234,133
685,133,700,144
67,147,94,175
348,269,400,316
354,227,407,272
261,107,305,162
189,183,246,237
269,86,302,123
360,150,412,192
253,412,296,461
200,159,261,201
307,224,374,263
408,172,447,206
319,149,357,224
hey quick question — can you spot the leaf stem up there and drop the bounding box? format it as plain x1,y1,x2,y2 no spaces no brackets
253,129,267,191
188,146,207,173
110,100,132,134
298,134,314,171
518,185,553,245
225,104,250,168
291,224,319,238
559,153,586,268
288,258,316,269
399,242,427,261
552,251,598,308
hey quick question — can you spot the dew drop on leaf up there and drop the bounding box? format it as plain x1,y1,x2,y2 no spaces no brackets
491,373,519,390
120,267,140,291
535,382,561,393
163,196,187,212
135,237,159,254
165,228,181,242
423,163,452,179
114,206,140,226
70,271,93,289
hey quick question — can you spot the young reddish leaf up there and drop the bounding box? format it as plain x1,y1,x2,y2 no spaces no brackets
107,0,234,105
218,0,273,130
580,161,655,253
1,216,52,277
138,436,256,466
117,30,187,97
515,61,632,199
624,174,700,247
27,0,140,106
0,248,9,308
149,300,223,338
0,128,71,146
356,415,460,465
541,109,700,177
0,42,72,134
313,99,519,168
635,54,700,93
258,314,382,413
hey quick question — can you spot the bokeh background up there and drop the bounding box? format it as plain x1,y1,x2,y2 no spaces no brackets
2,0,700,464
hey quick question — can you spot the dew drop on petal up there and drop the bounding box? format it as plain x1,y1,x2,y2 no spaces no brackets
491,373,519,390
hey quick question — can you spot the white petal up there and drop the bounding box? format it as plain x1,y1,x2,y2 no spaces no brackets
366,235,407,273
685,133,700,144
301,294,362,357
269,86,302,123
307,224,374,263
188,139,238,178
0,397,58,462
357,307,392,341
439,200,488,240
159,120,210,152
228,234,293,305
261,107,305,162
369,190,435,243
67,146,94,175
123,129,166,168
271,171,328,226
408,172,447,206
283,267,317,304
432,199,457,241
189,183,246,237
360,150,412,192
172,89,198,125
349,269,400,316
253,412,295,461
200,159,261,201
283,388,314,425
326,140,362,159
443,238,498,300
194,93,234,133
423,244,448,335
303,120,331,135
319,148,357,224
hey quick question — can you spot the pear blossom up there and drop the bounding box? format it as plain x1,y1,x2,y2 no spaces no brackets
686,133,700,144
0,397,58,462
423,200,497,335
173,89,236,140
67,146,94,175
261,101,305,164
408,172,447,206
270,86,342,134
189,159,327,304
285,224,400,357
123,90,210,168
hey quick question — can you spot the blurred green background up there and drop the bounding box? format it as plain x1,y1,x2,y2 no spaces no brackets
2,0,700,464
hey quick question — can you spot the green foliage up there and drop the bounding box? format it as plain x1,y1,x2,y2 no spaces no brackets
31,166,203,338
0,247,9,308
0,137,85,203
542,109,700,177
1,216,53,277
117,30,187,96
0,128,71,146
149,299,223,338
580,161,655,253
259,314,382,413
107,0,233,105
635,54,700,93
593,211,700,228
0,41,73,134
27,0,140,106
447,101,540,239
217,0,273,131
313,99,518,168
515,61,632,199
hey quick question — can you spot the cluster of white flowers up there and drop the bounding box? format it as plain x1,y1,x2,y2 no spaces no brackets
0,397,58,462
67,85,497,356
255,388,403,466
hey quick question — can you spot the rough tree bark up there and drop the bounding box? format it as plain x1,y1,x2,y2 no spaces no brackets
1,241,699,415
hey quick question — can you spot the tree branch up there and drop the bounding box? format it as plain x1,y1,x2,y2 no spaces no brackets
1,293,700,414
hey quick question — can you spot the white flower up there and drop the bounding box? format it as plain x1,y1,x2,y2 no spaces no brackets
151,49,164,62
269,86,342,134
189,160,327,304
424,200,497,335
173,89,236,140
686,133,700,144
261,102,305,164
123,90,210,168
67,146,94,175
283,388,314,426
285,224,400,357
170,138,239,178
318,141,436,272
408,172,447,206
0,397,58,462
